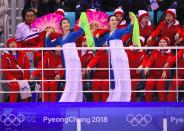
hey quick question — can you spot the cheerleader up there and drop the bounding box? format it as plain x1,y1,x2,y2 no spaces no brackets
147,9,180,46
1,37,30,102
45,18,84,102
164,49,184,101
144,37,174,101
95,14,134,102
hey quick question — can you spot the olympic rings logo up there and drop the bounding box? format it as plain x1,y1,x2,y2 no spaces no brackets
0,114,25,126
126,114,152,126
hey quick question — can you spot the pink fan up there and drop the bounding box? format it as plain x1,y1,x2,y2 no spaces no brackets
31,13,64,33
86,11,109,29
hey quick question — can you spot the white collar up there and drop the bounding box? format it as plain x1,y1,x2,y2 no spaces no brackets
119,20,126,26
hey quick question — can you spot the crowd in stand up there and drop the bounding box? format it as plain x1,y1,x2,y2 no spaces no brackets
0,0,184,102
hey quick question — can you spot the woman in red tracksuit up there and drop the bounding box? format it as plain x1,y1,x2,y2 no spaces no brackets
113,8,132,46
30,50,64,102
164,49,184,101
175,24,184,46
114,8,127,29
144,37,174,101
2,37,30,102
79,37,94,68
126,39,148,101
85,49,109,102
147,9,180,46
138,10,154,46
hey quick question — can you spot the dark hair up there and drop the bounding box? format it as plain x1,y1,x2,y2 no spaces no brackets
23,8,36,20
108,15,117,22
59,18,70,27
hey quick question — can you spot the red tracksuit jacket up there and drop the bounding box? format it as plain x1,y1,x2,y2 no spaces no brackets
87,50,109,79
117,20,127,29
2,51,30,80
80,50,94,68
126,50,148,77
145,49,174,77
31,51,64,80
168,49,184,77
177,26,184,46
139,23,154,46
150,20,180,46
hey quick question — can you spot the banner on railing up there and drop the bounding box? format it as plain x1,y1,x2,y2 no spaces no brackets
0,103,184,131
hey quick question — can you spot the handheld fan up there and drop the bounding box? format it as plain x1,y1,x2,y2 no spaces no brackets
31,13,64,33
86,11,109,29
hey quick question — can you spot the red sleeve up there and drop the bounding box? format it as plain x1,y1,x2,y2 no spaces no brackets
37,31,45,47
145,50,156,68
1,54,16,80
175,24,180,34
165,53,174,75
177,27,182,35
93,29,108,37
31,52,48,77
74,20,79,32
58,69,64,78
150,21,164,39
167,55,176,66
141,52,148,67
122,34,132,45
149,25,154,36
56,58,64,78
22,52,30,80
168,49,184,66
182,26,184,38
31,63,41,78
87,52,100,68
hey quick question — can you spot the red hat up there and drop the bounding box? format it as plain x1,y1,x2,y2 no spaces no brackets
138,10,149,20
159,36,170,46
165,9,176,18
114,8,124,16
55,9,65,16
6,37,17,47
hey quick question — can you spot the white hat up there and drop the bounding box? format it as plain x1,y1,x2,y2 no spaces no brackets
165,9,176,18
138,10,149,20
114,8,124,15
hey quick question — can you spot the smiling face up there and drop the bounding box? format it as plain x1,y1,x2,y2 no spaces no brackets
61,19,70,31
109,16,118,29
25,11,36,24
159,39,168,47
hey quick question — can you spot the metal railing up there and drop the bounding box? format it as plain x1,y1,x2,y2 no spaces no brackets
0,46,183,102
